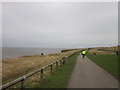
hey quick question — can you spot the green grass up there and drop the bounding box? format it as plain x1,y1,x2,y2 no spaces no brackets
37,52,79,88
87,53,119,80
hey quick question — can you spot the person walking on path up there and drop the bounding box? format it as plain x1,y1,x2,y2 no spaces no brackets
81,50,87,58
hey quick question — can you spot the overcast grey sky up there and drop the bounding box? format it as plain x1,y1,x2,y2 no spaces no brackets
2,2,118,48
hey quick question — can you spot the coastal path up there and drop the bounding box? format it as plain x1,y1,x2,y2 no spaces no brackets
67,55,118,88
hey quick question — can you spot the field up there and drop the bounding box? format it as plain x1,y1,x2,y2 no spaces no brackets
88,46,119,55
2,50,79,84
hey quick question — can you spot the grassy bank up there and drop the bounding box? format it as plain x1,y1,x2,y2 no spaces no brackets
37,52,79,88
87,53,119,80
2,50,79,84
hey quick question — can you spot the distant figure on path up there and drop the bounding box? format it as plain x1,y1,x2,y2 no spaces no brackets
81,50,87,58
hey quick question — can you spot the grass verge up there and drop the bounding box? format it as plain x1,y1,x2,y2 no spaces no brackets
87,53,119,80
37,52,79,88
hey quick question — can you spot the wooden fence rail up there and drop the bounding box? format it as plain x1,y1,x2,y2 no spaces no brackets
1,52,77,90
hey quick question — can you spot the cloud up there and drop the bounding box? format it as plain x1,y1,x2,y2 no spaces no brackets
2,2,118,48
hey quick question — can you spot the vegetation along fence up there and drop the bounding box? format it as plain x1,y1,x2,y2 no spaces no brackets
1,51,78,90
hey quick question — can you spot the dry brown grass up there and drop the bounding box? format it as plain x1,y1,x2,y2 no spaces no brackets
103,46,119,51
88,46,119,55
88,48,104,54
2,50,78,84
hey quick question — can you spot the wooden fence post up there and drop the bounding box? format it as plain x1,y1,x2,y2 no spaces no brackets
21,76,26,89
63,57,67,64
62,57,65,64
21,79,24,89
56,62,58,67
60,60,62,65
50,64,53,71
66,57,68,64
41,68,44,79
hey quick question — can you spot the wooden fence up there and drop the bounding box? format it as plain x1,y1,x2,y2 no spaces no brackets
1,52,77,90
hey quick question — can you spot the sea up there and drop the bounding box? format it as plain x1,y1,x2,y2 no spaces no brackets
1,47,65,59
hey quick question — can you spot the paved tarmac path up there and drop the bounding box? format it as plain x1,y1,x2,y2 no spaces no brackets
67,55,118,88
